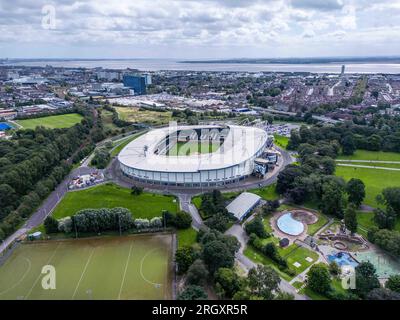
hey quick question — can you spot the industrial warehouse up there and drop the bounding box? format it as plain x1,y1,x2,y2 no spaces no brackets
117,124,277,187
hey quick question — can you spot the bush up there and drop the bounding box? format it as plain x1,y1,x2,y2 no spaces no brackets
175,246,199,274
245,216,268,238
134,218,150,229
150,217,163,228
174,211,192,229
204,213,229,232
44,216,59,234
71,207,134,233
178,285,208,300
131,186,143,196
186,259,209,286
58,216,73,233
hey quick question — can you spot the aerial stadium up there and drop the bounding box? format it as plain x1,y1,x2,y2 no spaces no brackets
118,124,274,187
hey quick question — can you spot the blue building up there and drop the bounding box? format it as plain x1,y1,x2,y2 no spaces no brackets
122,74,147,95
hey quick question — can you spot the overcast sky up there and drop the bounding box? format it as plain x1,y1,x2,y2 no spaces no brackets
0,0,399,59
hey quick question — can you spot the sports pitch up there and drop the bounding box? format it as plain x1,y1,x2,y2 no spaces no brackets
167,141,221,156
16,113,83,130
0,234,173,300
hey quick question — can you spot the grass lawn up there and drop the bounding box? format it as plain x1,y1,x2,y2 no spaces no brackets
52,183,178,220
337,150,400,161
177,228,197,248
16,113,83,129
250,184,279,201
336,166,400,207
273,134,289,150
356,211,400,236
243,246,292,281
192,196,202,210
167,141,220,156
115,107,172,125
244,242,318,281
307,213,329,236
0,234,173,300
100,109,120,131
300,278,347,300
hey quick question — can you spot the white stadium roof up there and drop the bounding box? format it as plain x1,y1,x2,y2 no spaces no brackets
118,125,268,173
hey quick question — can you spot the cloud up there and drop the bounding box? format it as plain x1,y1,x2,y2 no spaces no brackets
290,0,344,11
0,0,398,58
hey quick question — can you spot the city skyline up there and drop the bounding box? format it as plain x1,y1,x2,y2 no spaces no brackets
1,0,400,59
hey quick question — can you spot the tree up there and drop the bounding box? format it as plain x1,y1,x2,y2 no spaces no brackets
366,288,400,300
177,285,207,300
244,216,268,238
374,207,396,230
274,291,295,300
44,216,59,234
202,240,235,274
329,261,341,276
276,165,305,194
386,275,400,293
381,187,400,215
175,246,198,274
321,180,345,218
262,200,280,215
131,186,143,195
341,134,356,156
214,267,242,298
247,265,281,300
90,148,110,169
204,213,229,232
186,259,209,286
307,263,331,295
344,204,358,234
346,178,365,207
354,262,380,298
174,211,192,229
263,242,277,258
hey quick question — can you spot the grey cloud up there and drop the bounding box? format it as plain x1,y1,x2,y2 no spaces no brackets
290,0,344,11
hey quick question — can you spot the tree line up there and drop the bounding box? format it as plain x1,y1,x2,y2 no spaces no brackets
0,106,97,240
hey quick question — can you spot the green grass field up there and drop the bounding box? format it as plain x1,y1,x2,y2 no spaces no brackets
0,234,173,300
167,141,221,156
177,228,197,249
115,107,173,125
52,183,178,220
16,113,83,130
336,166,400,207
338,150,400,161
244,244,318,281
273,134,289,150
249,184,279,201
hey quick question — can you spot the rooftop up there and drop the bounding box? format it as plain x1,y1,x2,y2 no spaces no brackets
118,125,268,173
226,192,261,220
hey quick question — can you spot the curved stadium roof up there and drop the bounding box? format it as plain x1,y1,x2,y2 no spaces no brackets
118,125,268,173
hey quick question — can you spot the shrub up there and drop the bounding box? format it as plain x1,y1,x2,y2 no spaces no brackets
44,216,59,234
58,216,73,233
174,211,192,229
150,217,163,228
134,218,150,229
